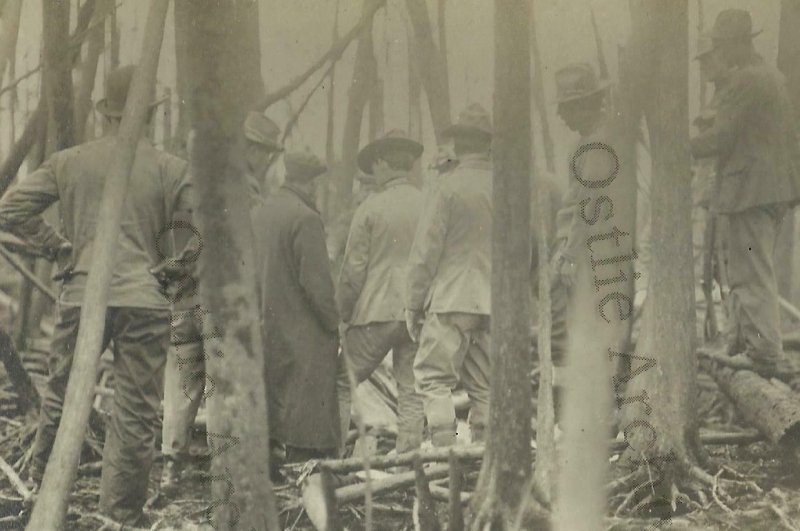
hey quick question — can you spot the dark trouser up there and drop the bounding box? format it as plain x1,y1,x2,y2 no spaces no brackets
725,204,789,363
336,321,424,454
31,305,169,525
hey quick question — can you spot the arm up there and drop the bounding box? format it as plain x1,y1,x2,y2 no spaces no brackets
406,186,449,311
0,157,67,255
335,205,371,323
691,72,757,159
294,213,340,333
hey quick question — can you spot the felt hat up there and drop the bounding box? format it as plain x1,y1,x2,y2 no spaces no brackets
96,65,157,118
284,148,327,183
710,9,762,43
357,129,423,175
554,63,610,105
442,103,492,139
244,111,283,152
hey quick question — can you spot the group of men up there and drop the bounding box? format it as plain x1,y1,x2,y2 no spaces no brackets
0,6,798,527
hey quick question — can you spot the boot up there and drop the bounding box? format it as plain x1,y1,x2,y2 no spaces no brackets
430,423,457,447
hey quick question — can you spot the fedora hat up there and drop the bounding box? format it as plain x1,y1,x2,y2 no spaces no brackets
244,111,283,152
710,9,762,43
442,103,492,139
357,129,423,175
96,65,157,118
284,147,327,183
554,63,610,105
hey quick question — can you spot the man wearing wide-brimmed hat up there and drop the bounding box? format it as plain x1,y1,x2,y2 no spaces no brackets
692,8,800,380
0,65,192,526
335,130,425,455
242,111,283,198
253,147,341,463
406,104,493,447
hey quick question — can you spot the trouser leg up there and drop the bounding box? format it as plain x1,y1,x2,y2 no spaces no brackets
391,328,424,453
30,306,110,482
725,205,787,363
460,327,491,443
99,308,169,525
550,274,570,419
161,340,204,459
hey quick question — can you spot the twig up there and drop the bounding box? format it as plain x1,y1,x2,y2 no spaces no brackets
710,469,733,514
0,454,32,500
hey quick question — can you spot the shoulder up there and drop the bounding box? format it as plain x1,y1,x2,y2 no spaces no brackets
156,150,190,179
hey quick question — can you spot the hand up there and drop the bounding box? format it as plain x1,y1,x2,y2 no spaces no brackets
50,241,74,281
150,255,196,302
553,252,577,291
405,309,424,343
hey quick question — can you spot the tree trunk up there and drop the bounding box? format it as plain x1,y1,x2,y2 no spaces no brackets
407,14,422,142
185,1,279,529
26,3,170,529
776,0,800,310
469,0,539,528
405,0,450,142
530,0,554,173
617,0,703,519
330,0,380,218
0,0,22,87
74,0,109,143
436,0,449,104
42,0,76,152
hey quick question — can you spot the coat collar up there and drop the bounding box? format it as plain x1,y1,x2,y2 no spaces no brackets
282,183,319,213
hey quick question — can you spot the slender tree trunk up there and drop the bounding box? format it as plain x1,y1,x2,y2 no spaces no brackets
776,0,800,309
74,0,109,143
436,0,449,102
173,0,192,154
186,1,279,529
0,0,22,88
405,0,450,142
406,14,422,142
469,0,539,528
43,0,75,152
530,0,554,173
26,3,170,529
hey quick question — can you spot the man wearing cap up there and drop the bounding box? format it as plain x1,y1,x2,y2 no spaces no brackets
253,148,341,461
335,130,425,455
0,65,192,525
691,9,800,379
406,103,493,447
242,111,284,199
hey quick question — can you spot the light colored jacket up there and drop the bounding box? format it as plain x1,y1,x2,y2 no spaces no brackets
337,177,422,325
406,154,492,315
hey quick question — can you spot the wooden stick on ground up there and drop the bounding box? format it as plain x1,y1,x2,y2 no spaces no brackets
317,445,485,474
413,457,442,531
447,451,464,531
0,245,57,301
0,454,32,500
25,2,170,529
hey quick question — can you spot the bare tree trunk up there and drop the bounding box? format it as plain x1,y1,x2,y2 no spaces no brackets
0,0,22,87
74,0,109,143
26,3,170,529
368,76,384,141
436,0,449,102
43,0,76,152
406,14,422,142
186,1,279,529
405,0,450,142
529,0,554,173
469,0,540,528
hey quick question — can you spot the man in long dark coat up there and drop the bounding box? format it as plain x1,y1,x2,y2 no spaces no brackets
253,148,340,462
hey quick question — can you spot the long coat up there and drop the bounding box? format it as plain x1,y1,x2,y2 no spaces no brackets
691,54,800,214
406,154,493,315
252,184,340,450
337,178,422,325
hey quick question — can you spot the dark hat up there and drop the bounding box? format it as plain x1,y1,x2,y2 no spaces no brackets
357,129,424,175
284,148,327,183
554,63,610,104
694,32,715,61
96,65,157,118
244,111,283,152
442,103,492,139
711,9,761,43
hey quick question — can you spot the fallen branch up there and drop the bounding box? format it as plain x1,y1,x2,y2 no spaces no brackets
0,245,57,301
256,0,386,112
335,463,449,503
0,454,32,500
413,457,441,531
317,445,485,474
779,296,800,323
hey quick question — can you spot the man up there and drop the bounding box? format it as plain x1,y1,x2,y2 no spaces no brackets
406,104,493,447
159,114,284,492
691,9,800,379
0,65,192,526
336,130,425,455
328,171,378,275
253,148,340,462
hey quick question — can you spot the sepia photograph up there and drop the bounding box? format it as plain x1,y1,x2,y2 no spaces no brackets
0,0,798,529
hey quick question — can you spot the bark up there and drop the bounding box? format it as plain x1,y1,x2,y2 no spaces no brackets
42,0,76,152
25,2,170,529
368,75,384,141
436,0,450,101
530,0,554,172
0,105,44,197
185,1,279,529
407,14,422,142
405,0,450,142
0,0,22,87
469,0,538,528
74,0,110,143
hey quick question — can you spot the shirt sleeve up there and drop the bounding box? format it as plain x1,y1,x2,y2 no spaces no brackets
406,185,450,311
0,156,66,251
336,203,371,323
294,212,340,333
691,71,758,159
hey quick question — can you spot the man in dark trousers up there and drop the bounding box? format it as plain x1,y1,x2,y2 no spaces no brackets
253,148,341,462
336,130,425,455
406,104,493,447
0,65,192,526
691,9,800,379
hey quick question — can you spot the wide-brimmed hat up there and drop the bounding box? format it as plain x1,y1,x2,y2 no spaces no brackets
284,148,326,183
694,32,715,61
96,65,157,118
442,103,492,139
357,129,423,175
554,63,610,105
711,9,762,43
244,111,283,152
